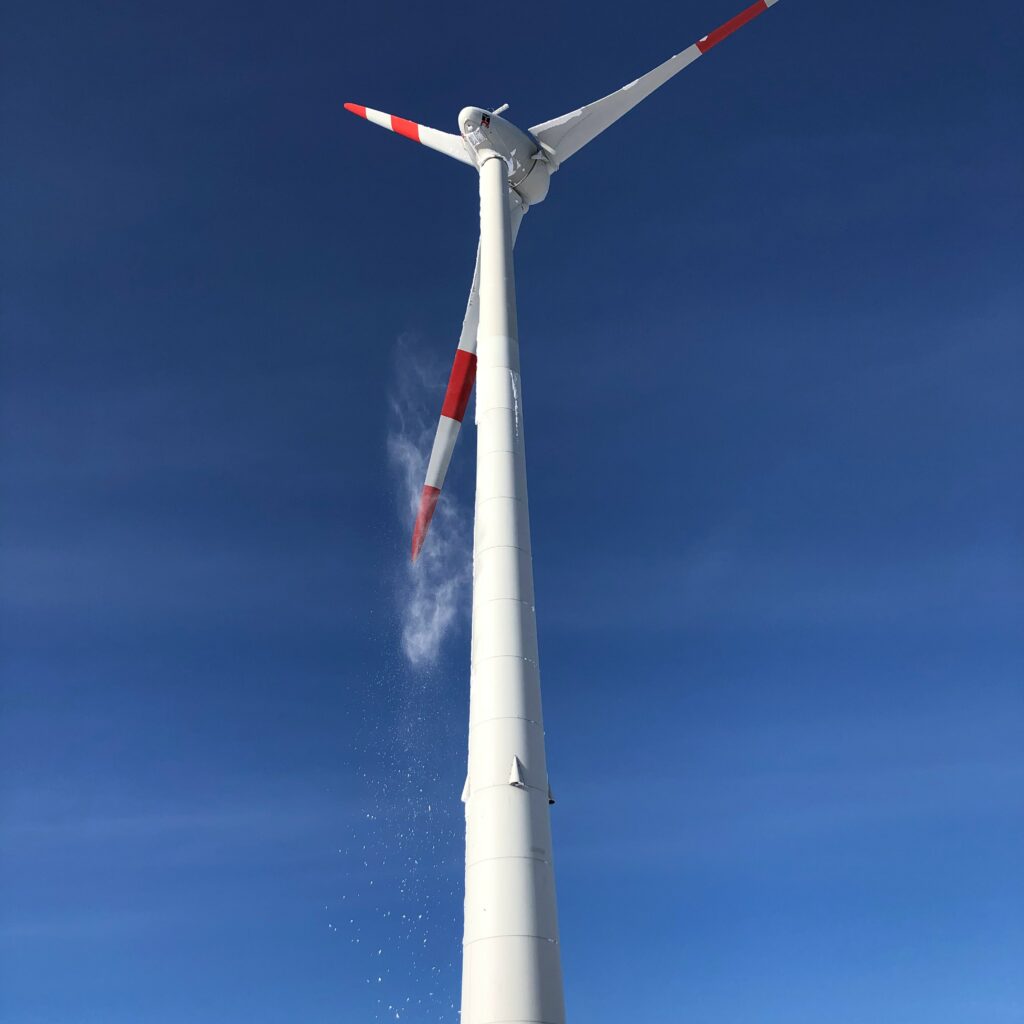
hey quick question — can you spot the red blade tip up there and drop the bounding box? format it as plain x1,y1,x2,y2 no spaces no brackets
344,103,367,118
411,486,441,562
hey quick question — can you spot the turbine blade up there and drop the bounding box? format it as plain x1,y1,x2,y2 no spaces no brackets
411,202,526,561
343,103,474,166
529,0,780,164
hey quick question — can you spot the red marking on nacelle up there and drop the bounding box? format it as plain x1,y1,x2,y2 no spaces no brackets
696,0,768,53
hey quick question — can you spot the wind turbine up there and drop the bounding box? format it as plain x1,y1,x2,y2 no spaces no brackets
346,2,781,1019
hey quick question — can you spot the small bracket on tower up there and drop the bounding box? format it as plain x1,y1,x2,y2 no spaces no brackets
509,756,526,788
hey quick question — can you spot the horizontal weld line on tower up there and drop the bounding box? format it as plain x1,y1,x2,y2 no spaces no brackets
467,1016,561,1024
475,494,524,509
474,543,530,555
470,654,538,669
466,853,552,868
463,1020,562,1024
462,934,559,948
470,666,538,679
465,782,548,798
467,1019,562,1024
469,715,540,731
468,1019,562,1024
475,497,523,508
469,1020,562,1024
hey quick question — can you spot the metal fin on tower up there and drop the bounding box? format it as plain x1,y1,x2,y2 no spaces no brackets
509,756,526,788
461,774,471,803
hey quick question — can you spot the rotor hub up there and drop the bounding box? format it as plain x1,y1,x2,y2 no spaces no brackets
458,107,550,206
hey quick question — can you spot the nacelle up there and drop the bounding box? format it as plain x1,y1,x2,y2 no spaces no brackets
459,106,551,207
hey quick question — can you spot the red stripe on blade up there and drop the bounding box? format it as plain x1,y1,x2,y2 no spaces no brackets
390,115,421,142
343,103,367,118
411,485,441,561
440,350,477,422
696,0,768,53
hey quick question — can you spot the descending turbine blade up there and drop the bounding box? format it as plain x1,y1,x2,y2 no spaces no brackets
344,103,474,166
529,0,780,165
411,204,525,561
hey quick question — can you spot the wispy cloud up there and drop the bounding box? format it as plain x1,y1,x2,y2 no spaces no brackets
1,785,353,865
556,750,1024,872
387,336,471,668
539,535,1022,633
0,785,359,944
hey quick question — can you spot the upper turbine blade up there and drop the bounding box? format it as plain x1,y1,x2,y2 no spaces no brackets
529,0,779,165
344,103,474,166
411,202,526,561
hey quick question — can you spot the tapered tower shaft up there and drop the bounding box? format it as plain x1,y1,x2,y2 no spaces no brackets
460,153,565,1023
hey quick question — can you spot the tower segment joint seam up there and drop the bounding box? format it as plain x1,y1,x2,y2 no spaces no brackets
466,1020,562,1024
466,853,552,869
470,654,538,669
469,715,540,732
474,596,536,609
465,782,549,798
475,495,525,510
462,933,560,948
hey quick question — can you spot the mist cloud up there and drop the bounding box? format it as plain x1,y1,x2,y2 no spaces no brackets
387,338,471,667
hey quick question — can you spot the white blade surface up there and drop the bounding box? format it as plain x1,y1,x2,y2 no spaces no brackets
411,201,525,560
344,103,474,166
530,0,779,164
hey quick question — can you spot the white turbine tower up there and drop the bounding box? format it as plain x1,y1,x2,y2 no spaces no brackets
347,3,781,1019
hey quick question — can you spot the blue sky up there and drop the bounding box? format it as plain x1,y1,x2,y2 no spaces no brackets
1,0,1022,1021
